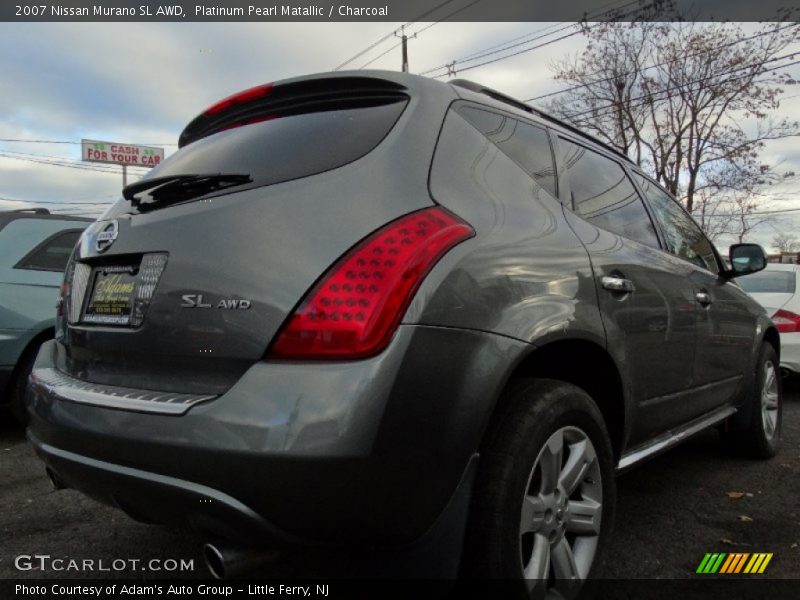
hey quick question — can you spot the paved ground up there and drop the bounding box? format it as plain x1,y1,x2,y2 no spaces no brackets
1,381,798,581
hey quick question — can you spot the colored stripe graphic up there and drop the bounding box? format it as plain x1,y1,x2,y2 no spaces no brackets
733,553,750,573
699,552,773,574
696,553,713,573
697,553,728,573
719,554,736,574
744,553,774,574
758,554,773,573
710,553,726,573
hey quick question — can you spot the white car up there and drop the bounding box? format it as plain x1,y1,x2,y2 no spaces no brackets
739,262,800,377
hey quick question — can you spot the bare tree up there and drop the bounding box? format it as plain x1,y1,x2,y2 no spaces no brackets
546,14,799,240
772,232,799,253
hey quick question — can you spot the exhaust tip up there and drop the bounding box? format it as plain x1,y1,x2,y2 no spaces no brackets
45,467,64,490
203,544,226,580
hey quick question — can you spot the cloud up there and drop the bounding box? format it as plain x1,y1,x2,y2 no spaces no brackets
0,20,797,245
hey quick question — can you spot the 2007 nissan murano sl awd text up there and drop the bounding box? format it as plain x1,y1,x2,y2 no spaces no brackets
25,71,783,598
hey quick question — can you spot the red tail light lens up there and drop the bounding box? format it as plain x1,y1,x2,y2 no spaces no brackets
773,308,800,333
268,207,474,360
203,83,274,116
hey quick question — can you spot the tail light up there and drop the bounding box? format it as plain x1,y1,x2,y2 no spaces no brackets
772,309,800,333
203,83,273,116
267,206,474,360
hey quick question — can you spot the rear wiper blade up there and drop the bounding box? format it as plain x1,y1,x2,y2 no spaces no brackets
123,173,252,209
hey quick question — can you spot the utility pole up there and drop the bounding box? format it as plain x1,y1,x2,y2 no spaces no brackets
397,25,415,73
401,25,409,72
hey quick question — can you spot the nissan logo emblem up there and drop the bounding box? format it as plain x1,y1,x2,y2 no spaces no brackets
95,220,119,253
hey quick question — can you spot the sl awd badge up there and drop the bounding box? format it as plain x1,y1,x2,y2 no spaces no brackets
181,294,252,310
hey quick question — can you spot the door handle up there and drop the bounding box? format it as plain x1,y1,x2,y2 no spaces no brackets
601,276,635,294
696,292,713,306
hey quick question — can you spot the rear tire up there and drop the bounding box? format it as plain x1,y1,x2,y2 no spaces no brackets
721,343,782,459
462,379,615,599
7,341,42,425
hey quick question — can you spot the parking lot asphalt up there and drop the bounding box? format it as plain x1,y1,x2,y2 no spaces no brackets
1,380,798,581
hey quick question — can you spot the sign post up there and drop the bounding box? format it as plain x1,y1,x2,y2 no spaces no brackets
81,139,165,188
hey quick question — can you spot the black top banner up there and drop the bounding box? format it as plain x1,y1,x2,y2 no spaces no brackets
2,0,798,22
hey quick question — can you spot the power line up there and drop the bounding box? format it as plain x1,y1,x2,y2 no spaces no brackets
560,53,800,121
0,138,177,146
1,149,151,168
0,196,115,206
0,152,151,175
334,29,399,71
359,40,403,69
358,1,483,70
525,22,800,103
334,0,461,71
701,207,800,217
418,0,650,78
407,0,483,37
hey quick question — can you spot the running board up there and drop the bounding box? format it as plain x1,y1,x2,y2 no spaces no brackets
617,405,736,472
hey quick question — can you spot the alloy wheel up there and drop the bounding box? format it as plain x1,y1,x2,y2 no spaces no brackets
520,426,602,598
761,360,779,440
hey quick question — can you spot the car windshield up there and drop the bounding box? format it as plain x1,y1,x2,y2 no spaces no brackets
738,270,796,294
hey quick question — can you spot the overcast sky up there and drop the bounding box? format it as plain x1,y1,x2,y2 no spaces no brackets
1,21,798,251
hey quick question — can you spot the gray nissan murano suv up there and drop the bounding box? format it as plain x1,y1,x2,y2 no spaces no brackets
25,71,782,596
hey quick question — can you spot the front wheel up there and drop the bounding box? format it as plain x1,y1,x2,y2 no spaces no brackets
462,379,615,599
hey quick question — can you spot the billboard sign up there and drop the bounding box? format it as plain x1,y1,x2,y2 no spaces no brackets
81,139,164,168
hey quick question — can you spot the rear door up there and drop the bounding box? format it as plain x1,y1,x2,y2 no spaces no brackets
556,138,698,444
632,173,755,411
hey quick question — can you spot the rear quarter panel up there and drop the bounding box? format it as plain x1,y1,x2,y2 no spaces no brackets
409,105,605,349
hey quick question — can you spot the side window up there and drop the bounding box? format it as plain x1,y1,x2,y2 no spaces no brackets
559,138,660,249
458,106,557,197
634,174,719,273
15,229,82,272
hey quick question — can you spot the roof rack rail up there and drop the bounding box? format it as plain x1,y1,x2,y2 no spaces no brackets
449,79,633,165
11,207,50,214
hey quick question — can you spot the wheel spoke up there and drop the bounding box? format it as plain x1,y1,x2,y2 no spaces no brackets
524,533,551,585
566,498,602,535
559,439,596,496
764,413,775,437
764,392,779,410
763,365,775,394
521,495,546,533
551,537,580,580
540,430,564,494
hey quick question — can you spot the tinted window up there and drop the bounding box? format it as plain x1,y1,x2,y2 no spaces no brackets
16,229,81,272
634,174,718,273
459,106,557,197
138,100,408,198
560,139,659,248
738,270,796,294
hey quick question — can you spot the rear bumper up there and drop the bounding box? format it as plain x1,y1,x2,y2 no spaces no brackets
780,331,800,375
26,325,528,563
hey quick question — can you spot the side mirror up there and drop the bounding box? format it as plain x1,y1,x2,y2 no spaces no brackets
727,243,767,278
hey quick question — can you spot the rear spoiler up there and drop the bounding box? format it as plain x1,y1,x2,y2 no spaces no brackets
179,77,408,147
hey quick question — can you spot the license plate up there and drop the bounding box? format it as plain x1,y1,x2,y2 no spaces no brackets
82,265,138,325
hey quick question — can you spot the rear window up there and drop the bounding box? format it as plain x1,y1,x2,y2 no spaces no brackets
739,270,796,294
136,100,407,200
15,229,82,272
457,106,557,197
